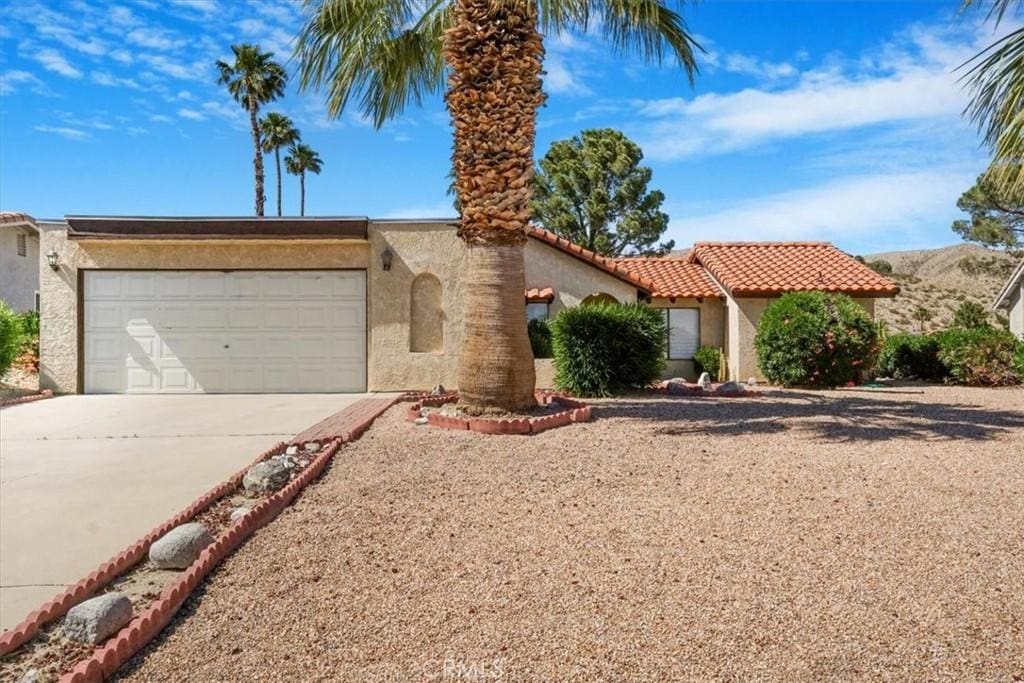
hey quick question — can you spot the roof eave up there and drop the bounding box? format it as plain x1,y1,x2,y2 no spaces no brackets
992,258,1024,309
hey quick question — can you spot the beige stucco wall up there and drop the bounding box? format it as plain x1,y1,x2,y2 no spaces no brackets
524,238,638,315
38,221,369,393
648,297,726,379
1,225,40,312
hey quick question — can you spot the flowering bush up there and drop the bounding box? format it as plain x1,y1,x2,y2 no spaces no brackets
754,292,879,387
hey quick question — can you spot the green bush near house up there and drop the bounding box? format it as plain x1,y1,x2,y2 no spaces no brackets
550,302,666,396
17,310,40,355
693,346,722,380
754,291,879,388
876,333,946,381
934,327,1023,386
0,302,25,377
527,318,552,359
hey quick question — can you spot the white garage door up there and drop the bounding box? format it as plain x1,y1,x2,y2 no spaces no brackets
84,270,366,393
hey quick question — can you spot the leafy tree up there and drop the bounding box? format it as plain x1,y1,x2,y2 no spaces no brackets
217,44,287,217
296,0,699,413
952,300,991,329
260,113,301,217
532,128,673,257
912,305,934,333
951,172,1024,252
285,143,324,217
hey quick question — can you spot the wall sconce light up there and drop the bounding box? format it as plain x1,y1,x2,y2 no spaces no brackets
381,248,393,271
46,250,59,270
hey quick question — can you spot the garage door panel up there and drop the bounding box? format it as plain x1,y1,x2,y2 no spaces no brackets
85,270,365,393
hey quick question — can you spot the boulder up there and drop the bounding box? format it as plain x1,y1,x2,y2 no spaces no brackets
18,670,40,683
746,377,759,387
230,507,250,522
149,522,213,569
414,416,429,426
665,379,703,396
431,384,446,396
64,593,132,644
285,444,299,456
697,372,712,390
304,442,320,454
715,381,744,396
243,456,296,495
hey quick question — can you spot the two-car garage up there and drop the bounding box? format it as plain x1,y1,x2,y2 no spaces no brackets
83,270,366,394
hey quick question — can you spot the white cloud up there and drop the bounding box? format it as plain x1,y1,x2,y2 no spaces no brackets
238,18,267,35
126,28,186,50
544,56,591,96
177,108,206,120
169,0,218,14
1,70,50,96
109,6,141,27
91,71,140,89
149,114,174,123
31,48,82,78
34,124,89,139
126,126,148,136
110,49,134,65
139,54,205,80
176,89,194,100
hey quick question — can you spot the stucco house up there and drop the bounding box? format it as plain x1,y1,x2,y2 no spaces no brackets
0,212,41,312
35,215,898,394
993,258,1024,339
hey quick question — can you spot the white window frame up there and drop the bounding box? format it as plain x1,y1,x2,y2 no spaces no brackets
664,308,700,360
526,301,550,322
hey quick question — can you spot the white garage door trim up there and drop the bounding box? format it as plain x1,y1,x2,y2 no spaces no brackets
83,270,366,394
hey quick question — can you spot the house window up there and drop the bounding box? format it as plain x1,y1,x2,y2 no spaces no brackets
35,291,41,312
665,308,700,360
17,232,27,257
526,302,549,321
410,272,443,353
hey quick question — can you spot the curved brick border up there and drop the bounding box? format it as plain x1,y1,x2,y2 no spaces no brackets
0,440,287,657
0,389,54,408
404,391,591,435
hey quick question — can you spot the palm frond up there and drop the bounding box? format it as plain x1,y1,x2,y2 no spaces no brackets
961,0,1021,25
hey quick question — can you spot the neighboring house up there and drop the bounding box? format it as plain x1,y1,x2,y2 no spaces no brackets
36,216,898,394
993,258,1024,339
0,212,41,312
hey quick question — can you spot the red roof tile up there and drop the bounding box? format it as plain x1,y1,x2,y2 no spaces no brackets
612,258,722,299
527,227,654,292
687,242,900,297
0,212,36,226
525,287,555,302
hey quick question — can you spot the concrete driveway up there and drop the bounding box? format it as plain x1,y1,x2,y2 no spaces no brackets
0,393,370,631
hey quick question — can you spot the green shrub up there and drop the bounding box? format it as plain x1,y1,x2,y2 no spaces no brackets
0,302,25,377
934,327,1023,386
527,318,552,359
693,346,722,380
16,310,39,355
754,292,879,387
550,302,666,396
875,333,946,380
951,301,990,329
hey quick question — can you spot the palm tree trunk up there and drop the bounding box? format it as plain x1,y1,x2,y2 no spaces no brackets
300,171,306,217
445,0,544,413
274,148,283,216
249,97,265,217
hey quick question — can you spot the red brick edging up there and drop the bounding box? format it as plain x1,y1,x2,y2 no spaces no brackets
0,389,54,408
404,391,591,435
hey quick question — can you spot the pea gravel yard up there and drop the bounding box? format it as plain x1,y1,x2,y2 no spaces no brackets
118,385,1023,682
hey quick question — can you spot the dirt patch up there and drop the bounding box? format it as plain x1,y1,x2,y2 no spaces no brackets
118,385,1023,681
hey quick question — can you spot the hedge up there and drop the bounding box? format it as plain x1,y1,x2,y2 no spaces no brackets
875,328,1023,386
876,333,945,381
0,302,24,377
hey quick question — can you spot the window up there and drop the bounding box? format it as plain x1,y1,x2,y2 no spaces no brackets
526,302,549,322
35,291,40,312
665,308,700,359
17,232,27,257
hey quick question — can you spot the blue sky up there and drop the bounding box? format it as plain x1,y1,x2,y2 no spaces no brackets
0,0,1016,254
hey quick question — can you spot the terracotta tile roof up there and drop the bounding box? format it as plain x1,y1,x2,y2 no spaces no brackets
612,258,722,299
524,287,555,302
687,242,900,297
0,212,36,226
527,227,654,292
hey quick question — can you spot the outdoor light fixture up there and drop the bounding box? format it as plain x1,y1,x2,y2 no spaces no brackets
45,250,59,270
381,248,393,271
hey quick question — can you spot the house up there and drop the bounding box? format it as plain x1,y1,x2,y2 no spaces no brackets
993,258,1024,339
36,215,898,394
0,212,41,312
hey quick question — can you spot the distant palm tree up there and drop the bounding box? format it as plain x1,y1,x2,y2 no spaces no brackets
285,143,323,216
217,44,287,216
296,0,700,413
260,113,301,216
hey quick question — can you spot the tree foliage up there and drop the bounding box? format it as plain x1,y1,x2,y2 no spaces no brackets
951,171,1024,252
952,300,991,329
532,128,673,257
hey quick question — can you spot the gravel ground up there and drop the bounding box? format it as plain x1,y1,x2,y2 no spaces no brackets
117,385,1023,682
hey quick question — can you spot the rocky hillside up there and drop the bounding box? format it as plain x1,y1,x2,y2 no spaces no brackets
863,244,1018,333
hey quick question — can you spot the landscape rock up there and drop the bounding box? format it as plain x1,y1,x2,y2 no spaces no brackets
243,456,296,495
63,593,132,644
747,377,759,387
285,445,299,456
665,379,703,396
304,442,320,454
414,416,429,425
715,381,744,396
149,522,214,569
431,384,446,396
230,507,250,522
697,372,712,390
18,669,40,683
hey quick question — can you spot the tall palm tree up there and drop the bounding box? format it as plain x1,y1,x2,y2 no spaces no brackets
217,44,287,217
297,0,700,413
962,0,1024,194
260,113,301,216
285,143,324,216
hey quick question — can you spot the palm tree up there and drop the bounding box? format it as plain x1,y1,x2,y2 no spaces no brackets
962,0,1024,194
285,143,323,216
297,0,700,413
260,113,301,216
217,44,287,217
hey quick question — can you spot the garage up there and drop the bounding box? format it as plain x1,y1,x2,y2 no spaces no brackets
83,270,366,394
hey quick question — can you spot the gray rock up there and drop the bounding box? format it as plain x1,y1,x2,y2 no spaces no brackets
431,384,446,396
149,522,213,569
18,669,41,683
697,372,712,390
715,380,744,395
63,593,132,644
746,377,759,387
304,441,320,454
243,456,296,495
414,416,429,425
230,507,250,522
285,444,299,456
665,379,702,396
